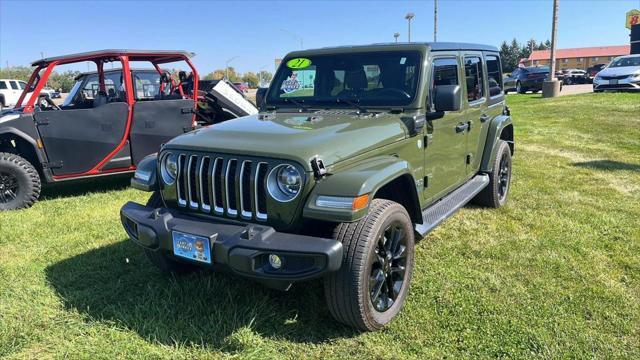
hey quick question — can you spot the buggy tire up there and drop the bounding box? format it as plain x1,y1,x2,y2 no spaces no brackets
473,140,512,208
0,152,41,210
143,192,199,274
324,199,415,331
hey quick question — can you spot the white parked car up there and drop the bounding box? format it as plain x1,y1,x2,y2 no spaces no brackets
0,79,30,109
593,54,640,92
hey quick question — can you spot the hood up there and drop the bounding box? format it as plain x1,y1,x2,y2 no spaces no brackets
597,65,640,77
165,111,408,170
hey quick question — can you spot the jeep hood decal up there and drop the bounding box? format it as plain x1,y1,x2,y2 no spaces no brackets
165,112,408,170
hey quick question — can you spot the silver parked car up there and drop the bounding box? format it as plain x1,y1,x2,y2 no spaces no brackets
593,54,640,92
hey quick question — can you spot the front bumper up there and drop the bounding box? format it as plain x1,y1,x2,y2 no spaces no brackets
593,77,640,91
120,201,343,290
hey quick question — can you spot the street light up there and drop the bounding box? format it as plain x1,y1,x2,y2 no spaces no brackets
405,12,415,43
225,56,239,80
394,32,400,43
280,29,303,49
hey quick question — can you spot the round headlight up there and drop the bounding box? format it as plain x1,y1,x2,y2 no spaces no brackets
268,164,302,202
161,153,178,184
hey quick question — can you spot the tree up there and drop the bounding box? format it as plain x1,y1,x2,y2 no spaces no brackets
0,66,33,81
48,70,80,92
203,70,225,81
241,71,259,88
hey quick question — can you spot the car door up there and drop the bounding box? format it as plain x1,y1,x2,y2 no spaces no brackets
423,54,468,203
33,72,130,176
504,69,518,91
128,70,193,165
9,81,21,106
462,53,489,178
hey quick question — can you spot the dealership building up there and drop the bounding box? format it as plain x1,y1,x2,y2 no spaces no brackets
524,45,630,70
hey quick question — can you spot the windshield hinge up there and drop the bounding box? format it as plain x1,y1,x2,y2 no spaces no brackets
389,108,404,114
310,156,327,179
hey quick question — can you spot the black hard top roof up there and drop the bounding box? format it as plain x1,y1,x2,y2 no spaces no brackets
286,42,499,57
32,49,195,67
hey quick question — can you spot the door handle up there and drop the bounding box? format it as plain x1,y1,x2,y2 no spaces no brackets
455,123,469,133
480,114,489,123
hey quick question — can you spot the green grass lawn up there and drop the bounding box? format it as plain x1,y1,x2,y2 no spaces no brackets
1,93,639,359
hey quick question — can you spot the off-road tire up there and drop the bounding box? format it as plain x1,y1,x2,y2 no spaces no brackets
324,199,415,331
143,192,199,274
0,152,41,210
473,140,512,208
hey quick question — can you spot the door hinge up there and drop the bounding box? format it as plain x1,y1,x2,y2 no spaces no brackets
466,154,473,164
35,118,49,126
43,161,63,169
310,156,327,179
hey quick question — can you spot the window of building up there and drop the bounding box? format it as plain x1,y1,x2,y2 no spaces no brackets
593,57,599,61
464,56,484,102
609,56,613,61
577,58,583,62
486,55,503,97
562,59,568,63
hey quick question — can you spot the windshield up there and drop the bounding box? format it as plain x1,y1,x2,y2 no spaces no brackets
62,80,83,107
609,56,640,68
267,51,421,108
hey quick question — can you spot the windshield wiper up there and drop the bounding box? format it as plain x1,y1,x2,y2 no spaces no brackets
336,97,367,114
283,98,308,112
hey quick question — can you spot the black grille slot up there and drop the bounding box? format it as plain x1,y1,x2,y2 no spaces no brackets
200,157,211,210
188,155,199,208
214,158,224,210
176,154,187,206
241,161,252,217
256,163,268,216
226,159,238,215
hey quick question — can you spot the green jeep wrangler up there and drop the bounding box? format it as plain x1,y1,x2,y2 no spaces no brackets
120,43,514,331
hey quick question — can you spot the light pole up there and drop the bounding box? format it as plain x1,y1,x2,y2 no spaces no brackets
225,56,239,81
542,0,560,98
434,0,438,42
280,29,303,49
394,32,400,43
405,12,415,43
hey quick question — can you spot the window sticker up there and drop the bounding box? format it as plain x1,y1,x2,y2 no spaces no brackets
400,57,407,65
286,58,312,69
281,73,301,94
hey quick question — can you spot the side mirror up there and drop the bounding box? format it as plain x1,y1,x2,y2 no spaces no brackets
434,85,461,112
255,87,268,108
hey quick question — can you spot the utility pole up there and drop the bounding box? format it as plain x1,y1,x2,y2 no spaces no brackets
225,56,239,81
405,13,415,43
434,0,438,42
394,32,400,43
542,0,560,97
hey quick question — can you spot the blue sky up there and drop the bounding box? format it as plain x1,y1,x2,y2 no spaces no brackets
1,0,639,74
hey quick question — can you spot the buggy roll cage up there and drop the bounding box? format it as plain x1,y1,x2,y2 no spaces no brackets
16,49,199,114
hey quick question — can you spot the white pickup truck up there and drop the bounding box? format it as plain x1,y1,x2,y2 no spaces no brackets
0,79,29,109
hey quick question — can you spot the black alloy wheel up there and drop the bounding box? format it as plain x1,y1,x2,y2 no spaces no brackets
497,151,511,202
369,222,408,312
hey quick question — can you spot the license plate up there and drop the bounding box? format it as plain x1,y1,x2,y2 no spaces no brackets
610,79,618,85
172,231,212,264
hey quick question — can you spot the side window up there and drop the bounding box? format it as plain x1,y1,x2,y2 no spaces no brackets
486,55,503,97
9,81,20,90
430,58,459,110
511,69,519,78
18,81,27,90
464,56,485,102
132,72,161,100
0,81,7,90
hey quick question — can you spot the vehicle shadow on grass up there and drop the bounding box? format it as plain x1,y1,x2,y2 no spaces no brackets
573,160,640,172
40,174,132,201
45,240,357,351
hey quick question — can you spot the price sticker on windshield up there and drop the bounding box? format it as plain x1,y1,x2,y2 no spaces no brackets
286,58,312,69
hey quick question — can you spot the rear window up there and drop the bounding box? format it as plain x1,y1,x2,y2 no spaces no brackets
486,55,503,97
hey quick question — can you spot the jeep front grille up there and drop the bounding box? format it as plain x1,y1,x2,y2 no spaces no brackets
175,153,268,221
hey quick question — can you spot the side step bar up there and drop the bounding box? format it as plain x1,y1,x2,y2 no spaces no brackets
415,174,490,237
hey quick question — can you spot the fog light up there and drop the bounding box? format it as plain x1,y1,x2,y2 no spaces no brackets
268,254,282,269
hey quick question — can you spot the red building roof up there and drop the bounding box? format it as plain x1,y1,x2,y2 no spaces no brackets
528,45,630,61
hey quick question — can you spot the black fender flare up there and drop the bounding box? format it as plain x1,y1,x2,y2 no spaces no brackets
0,127,47,164
480,115,513,173
131,153,158,192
